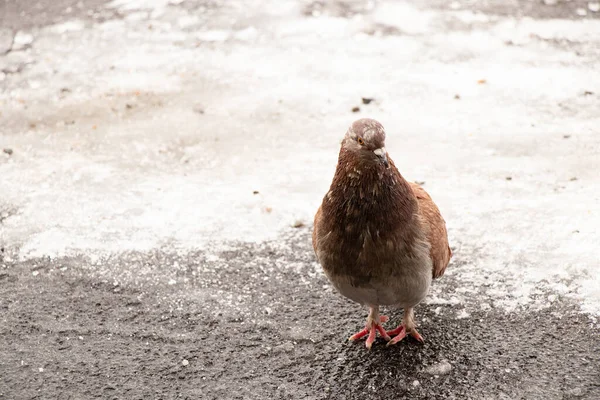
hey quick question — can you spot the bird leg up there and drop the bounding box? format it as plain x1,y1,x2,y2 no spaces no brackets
348,306,391,349
386,307,424,346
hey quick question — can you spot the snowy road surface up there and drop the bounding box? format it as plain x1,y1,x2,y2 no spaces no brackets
1,0,599,399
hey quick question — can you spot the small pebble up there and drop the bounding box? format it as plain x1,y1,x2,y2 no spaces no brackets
576,8,587,16
273,342,295,354
38,367,44,372
168,279,176,285
566,387,585,397
351,106,360,113
182,359,189,366
589,2,600,13
423,360,452,376
361,97,375,105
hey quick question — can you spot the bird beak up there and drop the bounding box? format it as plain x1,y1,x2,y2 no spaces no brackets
373,148,389,168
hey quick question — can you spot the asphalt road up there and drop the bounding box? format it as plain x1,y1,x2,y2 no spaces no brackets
1,230,599,399
1,0,600,399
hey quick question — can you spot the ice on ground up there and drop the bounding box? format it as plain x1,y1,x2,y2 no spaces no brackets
1,1,599,315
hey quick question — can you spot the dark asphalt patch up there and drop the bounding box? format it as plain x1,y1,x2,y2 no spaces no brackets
0,0,224,31
418,0,600,20
0,0,113,31
1,229,599,399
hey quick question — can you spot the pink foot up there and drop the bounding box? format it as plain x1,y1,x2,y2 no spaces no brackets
348,315,391,349
385,325,424,346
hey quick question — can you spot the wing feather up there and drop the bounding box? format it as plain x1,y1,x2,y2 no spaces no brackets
409,183,452,279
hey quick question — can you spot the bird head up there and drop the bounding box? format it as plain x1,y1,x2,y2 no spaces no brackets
342,118,389,168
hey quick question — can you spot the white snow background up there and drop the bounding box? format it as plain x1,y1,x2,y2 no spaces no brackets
1,0,599,317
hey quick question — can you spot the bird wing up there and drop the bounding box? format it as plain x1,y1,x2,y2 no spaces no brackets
409,182,452,279
312,205,322,259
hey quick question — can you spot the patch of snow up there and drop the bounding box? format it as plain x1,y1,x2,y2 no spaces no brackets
107,0,172,11
422,360,452,376
450,11,491,24
233,27,258,42
196,30,230,42
0,0,599,317
49,20,85,34
371,2,434,34
125,11,149,22
177,15,199,29
12,31,34,51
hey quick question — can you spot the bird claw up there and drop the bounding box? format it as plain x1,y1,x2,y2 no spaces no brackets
348,328,369,342
385,325,424,346
411,330,424,343
348,315,424,348
348,315,391,349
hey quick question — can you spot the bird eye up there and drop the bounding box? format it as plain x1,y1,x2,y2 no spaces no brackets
357,137,365,145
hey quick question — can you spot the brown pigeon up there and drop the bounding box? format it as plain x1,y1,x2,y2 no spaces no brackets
312,118,451,349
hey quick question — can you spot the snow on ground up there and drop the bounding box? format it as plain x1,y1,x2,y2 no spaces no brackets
1,0,599,315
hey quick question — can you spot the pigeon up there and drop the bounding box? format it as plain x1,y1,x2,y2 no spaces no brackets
312,118,452,349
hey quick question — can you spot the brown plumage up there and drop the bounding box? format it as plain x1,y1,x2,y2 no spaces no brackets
312,118,451,349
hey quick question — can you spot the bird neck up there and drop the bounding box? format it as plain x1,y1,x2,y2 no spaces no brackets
324,148,417,226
